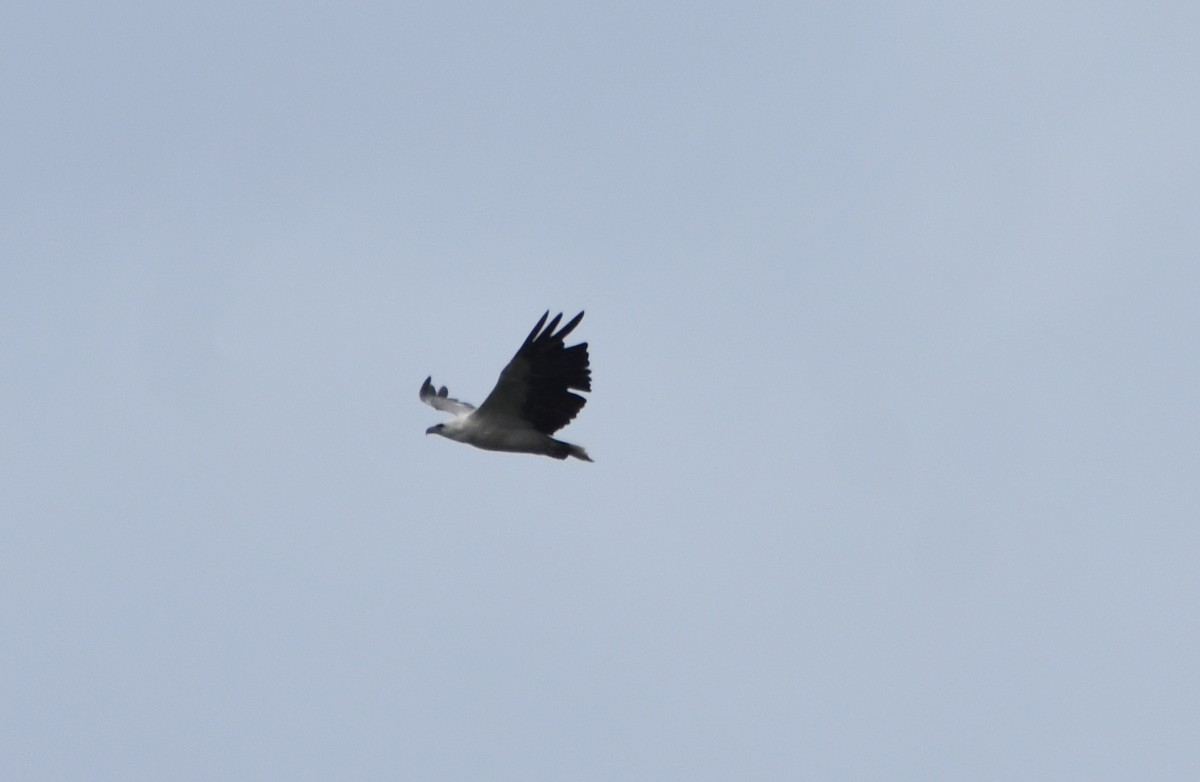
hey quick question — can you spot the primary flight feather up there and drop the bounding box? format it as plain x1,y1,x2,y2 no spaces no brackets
420,311,593,461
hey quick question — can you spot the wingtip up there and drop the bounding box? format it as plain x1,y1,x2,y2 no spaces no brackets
554,310,585,341
522,311,552,348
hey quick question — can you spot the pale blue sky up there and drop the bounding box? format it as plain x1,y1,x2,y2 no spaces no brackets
3,2,1198,780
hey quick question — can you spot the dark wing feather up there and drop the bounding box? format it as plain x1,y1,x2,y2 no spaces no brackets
476,311,591,434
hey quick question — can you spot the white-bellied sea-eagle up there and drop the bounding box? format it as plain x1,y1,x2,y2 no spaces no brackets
420,311,592,461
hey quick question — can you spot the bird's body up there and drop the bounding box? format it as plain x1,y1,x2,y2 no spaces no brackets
430,414,587,460
420,311,593,461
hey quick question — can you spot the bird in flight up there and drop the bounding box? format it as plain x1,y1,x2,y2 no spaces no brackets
420,311,593,461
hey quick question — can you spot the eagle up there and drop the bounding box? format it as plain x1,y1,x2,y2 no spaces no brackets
420,311,593,461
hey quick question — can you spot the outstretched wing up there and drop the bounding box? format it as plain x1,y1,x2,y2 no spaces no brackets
419,376,476,416
475,311,591,435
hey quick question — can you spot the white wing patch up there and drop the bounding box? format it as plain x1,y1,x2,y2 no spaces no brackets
419,376,475,416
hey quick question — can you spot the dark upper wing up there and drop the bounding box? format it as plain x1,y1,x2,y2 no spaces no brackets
419,376,476,415
475,311,591,434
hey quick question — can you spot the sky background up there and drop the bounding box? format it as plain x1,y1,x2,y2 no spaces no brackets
3,2,1199,780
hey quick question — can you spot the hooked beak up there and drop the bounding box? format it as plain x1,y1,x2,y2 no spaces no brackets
425,425,439,435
